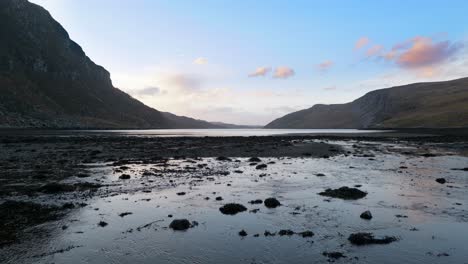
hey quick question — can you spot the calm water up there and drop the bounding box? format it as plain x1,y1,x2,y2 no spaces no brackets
0,128,388,137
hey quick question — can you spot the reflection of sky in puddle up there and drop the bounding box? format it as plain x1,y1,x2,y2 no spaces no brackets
10,149,468,264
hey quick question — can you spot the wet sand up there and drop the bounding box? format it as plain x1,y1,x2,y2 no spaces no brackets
1,132,467,263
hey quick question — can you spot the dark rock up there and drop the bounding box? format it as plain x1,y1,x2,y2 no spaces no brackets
119,212,132,218
435,178,446,184
248,157,262,162
319,187,367,200
348,232,397,245
98,221,108,227
315,173,326,177
216,156,231,162
169,219,191,231
215,196,223,201
234,170,243,174
278,229,295,236
219,203,247,215
249,199,263,204
264,231,276,237
322,251,346,260
119,174,131,180
176,192,186,196
299,231,314,237
238,230,248,237
360,210,372,220
255,164,267,170
264,198,281,208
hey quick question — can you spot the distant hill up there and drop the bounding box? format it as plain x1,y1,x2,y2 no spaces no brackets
0,0,218,129
209,122,262,129
266,77,468,129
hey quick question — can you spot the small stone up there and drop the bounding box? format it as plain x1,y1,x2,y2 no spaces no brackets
264,198,281,208
219,203,247,215
435,178,446,184
119,174,131,180
169,219,191,231
360,210,373,220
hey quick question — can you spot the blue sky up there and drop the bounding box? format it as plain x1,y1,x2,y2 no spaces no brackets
30,0,468,125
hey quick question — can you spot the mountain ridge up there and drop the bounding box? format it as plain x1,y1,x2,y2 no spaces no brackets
266,77,468,129
0,0,218,129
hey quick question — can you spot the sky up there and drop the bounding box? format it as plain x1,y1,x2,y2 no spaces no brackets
30,0,468,125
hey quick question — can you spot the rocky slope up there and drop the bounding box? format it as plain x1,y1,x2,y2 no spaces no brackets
0,0,217,128
266,77,468,129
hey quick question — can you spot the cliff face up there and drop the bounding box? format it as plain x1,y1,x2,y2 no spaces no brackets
266,77,468,129
0,0,216,128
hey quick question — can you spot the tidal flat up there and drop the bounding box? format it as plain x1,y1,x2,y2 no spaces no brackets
1,132,467,263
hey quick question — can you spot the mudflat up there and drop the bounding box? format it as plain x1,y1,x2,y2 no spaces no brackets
0,131,467,263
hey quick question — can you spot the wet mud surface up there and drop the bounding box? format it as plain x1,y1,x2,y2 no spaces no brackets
1,134,468,263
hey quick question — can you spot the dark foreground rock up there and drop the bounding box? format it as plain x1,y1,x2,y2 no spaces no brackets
348,232,397,245
360,210,373,220
299,231,314,237
264,198,281,208
238,230,248,237
219,203,247,215
98,221,108,227
169,219,191,231
322,251,346,260
319,187,367,200
436,178,446,184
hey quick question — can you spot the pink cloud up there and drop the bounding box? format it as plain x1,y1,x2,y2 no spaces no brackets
366,45,384,56
316,60,334,71
273,66,295,79
392,37,462,68
248,66,271,77
355,37,369,50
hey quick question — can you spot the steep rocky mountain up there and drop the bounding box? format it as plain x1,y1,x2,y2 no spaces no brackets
266,77,468,129
0,0,217,128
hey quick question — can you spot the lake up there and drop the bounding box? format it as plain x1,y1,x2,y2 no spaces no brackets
0,128,388,137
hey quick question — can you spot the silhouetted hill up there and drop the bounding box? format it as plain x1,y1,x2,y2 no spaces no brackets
266,78,468,129
0,0,217,128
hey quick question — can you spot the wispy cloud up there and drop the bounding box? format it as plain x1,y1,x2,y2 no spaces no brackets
366,45,384,57
316,60,334,72
131,86,163,96
273,66,295,79
248,66,271,77
193,57,208,65
323,85,337,91
355,37,369,50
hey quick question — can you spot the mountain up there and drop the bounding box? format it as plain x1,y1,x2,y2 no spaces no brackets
0,0,218,129
209,122,262,129
266,77,468,129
